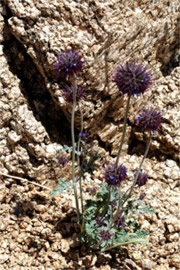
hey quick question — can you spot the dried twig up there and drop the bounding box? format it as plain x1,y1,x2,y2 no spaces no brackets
0,172,52,191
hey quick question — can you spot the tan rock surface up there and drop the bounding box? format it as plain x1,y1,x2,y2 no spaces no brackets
0,0,179,269
5,0,180,159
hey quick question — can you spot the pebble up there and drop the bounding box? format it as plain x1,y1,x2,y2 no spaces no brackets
60,239,70,253
168,254,180,268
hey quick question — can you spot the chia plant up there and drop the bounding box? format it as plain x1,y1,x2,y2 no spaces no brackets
52,51,162,251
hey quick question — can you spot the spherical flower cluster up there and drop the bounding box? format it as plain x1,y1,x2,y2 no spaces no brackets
135,108,162,132
135,171,149,187
114,62,151,96
54,50,85,79
104,163,128,186
100,230,112,241
63,84,85,103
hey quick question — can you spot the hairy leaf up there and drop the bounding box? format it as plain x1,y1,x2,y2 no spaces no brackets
140,206,155,214
51,178,72,197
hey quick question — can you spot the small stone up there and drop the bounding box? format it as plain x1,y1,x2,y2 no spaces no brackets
9,242,17,251
60,239,70,253
165,217,180,233
82,254,97,268
168,232,179,241
125,258,142,270
141,259,156,269
131,250,142,261
0,223,7,231
0,185,6,203
100,265,111,270
0,254,9,263
7,131,21,144
1,240,8,249
141,220,150,230
46,144,56,156
51,242,61,252
154,265,169,270
168,254,180,268
12,231,19,239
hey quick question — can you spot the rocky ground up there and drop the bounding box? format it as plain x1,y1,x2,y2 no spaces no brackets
0,0,180,269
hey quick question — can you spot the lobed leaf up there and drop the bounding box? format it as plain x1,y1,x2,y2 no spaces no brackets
51,178,72,197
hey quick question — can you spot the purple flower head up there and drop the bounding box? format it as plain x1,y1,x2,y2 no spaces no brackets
100,230,112,241
135,171,149,187
63,84,85,103
54,50,85,79
104,163,128,186
114,62,151,96
114,215,125,227
79,131,89,141
58,155,68,167
135,108,162,132
96,216,105,227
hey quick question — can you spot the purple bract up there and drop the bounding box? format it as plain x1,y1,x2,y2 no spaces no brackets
79,131,89,141
114,62,151,96
104,163,128,186
135,171,149,187
114,215,125,227
63,84,85,103
96,216,105,227
139,192,146,200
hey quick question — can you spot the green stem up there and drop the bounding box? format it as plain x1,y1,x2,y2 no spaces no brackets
122,132,152,208
71,76,80,222
115,96,131,166
101,186,111,217
115,185,122,217
106,187,112,230
77,105,84,214
79,177,83,213
109,186,116,228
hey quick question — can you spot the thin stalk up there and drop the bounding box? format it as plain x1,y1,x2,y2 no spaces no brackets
77,105,84,214
101,186,111,217
122,132,152,207
81,214,86,233
106,187,111,221
107,186,111,215
79,177,83,214
71,76,80,222
115,185,122,218
115,96,131,166
0,172,52,191
109,186,116,228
